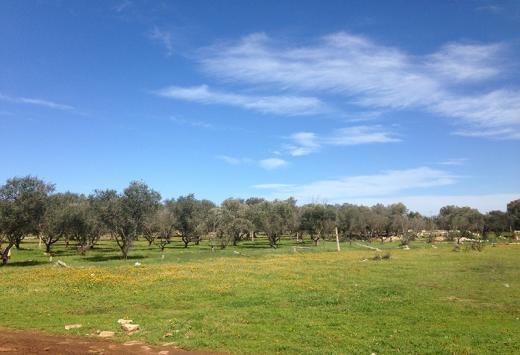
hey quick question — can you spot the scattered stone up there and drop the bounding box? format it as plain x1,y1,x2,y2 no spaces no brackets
402,245,410,250
159,351,169,355
117,319,133,325
0,347,17,352
55,260,69,268
162,342,176,347
233,251,240,254
64,324,82,330
504,283,510,288
431,245,438,249
121,323,140,332
163,332,173,338
140,345,152,351
123,340,145,346
98,331,115,338
134,262,142,267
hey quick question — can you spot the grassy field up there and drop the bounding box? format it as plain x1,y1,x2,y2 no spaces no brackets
0,238,518,354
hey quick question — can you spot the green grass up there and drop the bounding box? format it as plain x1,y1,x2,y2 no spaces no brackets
1,238,519,354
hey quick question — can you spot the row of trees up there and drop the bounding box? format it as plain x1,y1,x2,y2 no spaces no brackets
1,176,519,265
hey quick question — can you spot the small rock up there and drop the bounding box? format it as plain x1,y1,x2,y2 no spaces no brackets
402,245,410,250
117,319,133,325
121,323,140,332
123,341,145,346
163,332,173,338
64,324,82,330
159,351,169,355
55,260,69,268
431,245,438,249
140,345,152,351
98,331,115,338
0,347,17,352
504,283,510,288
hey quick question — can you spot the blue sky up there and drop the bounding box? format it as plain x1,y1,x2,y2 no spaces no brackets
1,0,519,214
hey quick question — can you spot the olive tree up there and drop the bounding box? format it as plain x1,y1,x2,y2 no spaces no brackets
173,194,201,248
438,205,484,243
40,193,77,253
256,200,296,248
0,176,54,266
144,200,176,251
92,182,160,259
299,203,336,246
507,199,520,231
220,199,253,246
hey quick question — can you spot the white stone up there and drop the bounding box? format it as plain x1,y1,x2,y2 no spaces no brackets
64,324,82,330
98,331,115,338
121,323,140,332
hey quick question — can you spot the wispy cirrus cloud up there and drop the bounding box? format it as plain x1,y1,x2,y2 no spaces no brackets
286,125,400,156
0,93,74,111
199,32,520,139
150,26,174,56
170,115,213,129
258,158,287,170
113,0,132,13
438,158,468,166
253,167,457,203
217,155,287,170
425,43,504,82
156,84,325,116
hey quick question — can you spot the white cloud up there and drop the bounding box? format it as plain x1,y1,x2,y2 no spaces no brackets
217,156,286,170
258,158,287,170
425,43,504,82
113,0,132,13
156,84,325,116
150,26,174,56
286,132,320,156
439,158,467,166
0,93,74,111
286,125,399,156
199,32,520,138
216,155,246,165
433,90,520,137
170,115,212,129
253,167,456,203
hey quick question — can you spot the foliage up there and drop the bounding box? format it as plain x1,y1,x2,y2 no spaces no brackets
0,175,518,265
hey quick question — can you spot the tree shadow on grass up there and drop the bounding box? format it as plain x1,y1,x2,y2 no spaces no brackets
6,260,47,267
84,254,148,262
238,242,274,249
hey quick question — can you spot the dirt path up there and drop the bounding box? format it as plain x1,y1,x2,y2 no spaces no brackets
0,328,217,355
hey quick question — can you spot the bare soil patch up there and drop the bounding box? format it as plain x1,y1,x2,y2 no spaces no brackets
0,328,216,355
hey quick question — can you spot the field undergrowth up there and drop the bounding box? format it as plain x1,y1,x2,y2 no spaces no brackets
0,239,518,354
